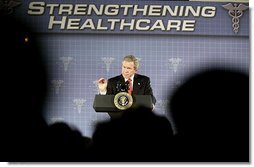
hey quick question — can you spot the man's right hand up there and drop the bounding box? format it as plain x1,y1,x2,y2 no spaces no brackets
97,78,107,93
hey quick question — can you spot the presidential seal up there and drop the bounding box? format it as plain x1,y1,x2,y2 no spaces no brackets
114,92,133,110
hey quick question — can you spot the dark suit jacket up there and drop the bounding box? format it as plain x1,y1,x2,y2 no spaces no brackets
106,74,156,104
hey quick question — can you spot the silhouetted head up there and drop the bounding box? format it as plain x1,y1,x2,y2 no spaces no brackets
169,69,249,136
168,68,249,161
92,106,174,161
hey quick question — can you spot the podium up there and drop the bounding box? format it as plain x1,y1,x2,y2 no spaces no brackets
93,95,153,112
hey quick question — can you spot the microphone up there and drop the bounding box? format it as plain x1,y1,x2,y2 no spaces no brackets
116,81,129,93
116,81,121,93
124,81,129,92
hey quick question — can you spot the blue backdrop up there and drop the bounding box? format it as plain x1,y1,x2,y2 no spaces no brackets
13,0,249,137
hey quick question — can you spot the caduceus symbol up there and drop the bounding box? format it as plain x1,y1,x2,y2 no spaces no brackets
0,0,21,15
101,57,115,72
73,98,86,113
59,56,73,72
222,3,248,34
51,80,64,94
136,57,142,68
168,58,182,73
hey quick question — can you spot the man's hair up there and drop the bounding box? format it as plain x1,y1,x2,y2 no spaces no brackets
123,55,139,70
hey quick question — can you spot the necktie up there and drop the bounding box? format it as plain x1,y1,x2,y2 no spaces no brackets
128,78,133,95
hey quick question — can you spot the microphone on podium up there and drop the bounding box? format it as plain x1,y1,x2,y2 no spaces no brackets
116,81,129,93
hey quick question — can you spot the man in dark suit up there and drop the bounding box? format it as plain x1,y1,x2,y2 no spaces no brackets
97,55,156,112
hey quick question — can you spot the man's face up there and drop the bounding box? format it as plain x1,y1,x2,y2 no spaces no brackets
121,60,137,79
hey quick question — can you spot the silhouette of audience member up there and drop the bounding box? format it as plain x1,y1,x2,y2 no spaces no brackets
46,122,93,161
168,69,249,162
92,107,174,162
1,15,92,162
1,15,50,161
